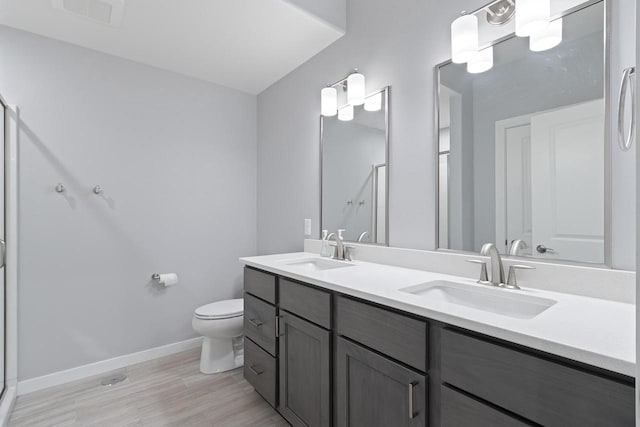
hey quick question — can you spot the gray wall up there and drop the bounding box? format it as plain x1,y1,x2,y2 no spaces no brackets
0,26,257,380
257,0,636,270
257,0,490,255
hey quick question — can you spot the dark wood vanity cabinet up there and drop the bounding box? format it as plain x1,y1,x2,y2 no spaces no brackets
243,266,635,427
243,267,332,427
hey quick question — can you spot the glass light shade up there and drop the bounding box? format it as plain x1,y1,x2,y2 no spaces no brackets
320,87,338,116
467,46,493,74
347,72,366,106
338,104,354,121
451,14,479,64
364,92,382,112
529,19,563,52
515,0,550,37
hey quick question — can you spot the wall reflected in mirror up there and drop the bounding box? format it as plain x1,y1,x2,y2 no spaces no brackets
438,2,606,264
321,87,389,245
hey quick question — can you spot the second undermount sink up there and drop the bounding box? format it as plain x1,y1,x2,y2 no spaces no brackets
400,280,556,319
281,257,355,272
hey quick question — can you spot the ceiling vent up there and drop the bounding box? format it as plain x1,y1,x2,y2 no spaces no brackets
51,0,125,27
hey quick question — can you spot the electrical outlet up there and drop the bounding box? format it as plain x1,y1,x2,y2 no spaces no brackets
304,219,312,236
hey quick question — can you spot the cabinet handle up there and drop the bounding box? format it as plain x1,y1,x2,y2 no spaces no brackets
249,365,263,376
275,315,280,337
408,382,417,419
248,318,263,328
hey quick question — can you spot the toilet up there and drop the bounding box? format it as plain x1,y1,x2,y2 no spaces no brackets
192,298,244,374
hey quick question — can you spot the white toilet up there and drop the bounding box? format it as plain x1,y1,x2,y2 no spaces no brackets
192,298,244,374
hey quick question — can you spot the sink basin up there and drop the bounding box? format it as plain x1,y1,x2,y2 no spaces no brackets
400,280,556,319
282,257,354,272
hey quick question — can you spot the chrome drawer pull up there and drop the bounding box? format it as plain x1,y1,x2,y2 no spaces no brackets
408,382,417,419
249,365,263,376
248,318,263,328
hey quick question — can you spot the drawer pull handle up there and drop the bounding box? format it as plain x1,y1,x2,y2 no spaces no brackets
248,318,263,328
249,365,263,376
408,382,417,419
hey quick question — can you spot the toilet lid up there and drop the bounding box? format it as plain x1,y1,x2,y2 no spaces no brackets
194,299,244,319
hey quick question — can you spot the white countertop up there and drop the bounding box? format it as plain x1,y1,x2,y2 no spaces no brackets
240,252,636,377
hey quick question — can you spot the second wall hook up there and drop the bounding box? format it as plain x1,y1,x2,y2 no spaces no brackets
93,185,103,195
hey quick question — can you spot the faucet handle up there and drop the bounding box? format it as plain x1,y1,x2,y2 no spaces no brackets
343,245,356,261
504,265,536,290
466,259,489,284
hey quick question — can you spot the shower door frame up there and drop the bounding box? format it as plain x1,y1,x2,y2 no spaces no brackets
0,96,19,419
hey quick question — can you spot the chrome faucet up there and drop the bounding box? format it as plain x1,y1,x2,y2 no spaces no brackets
328,231,346,260
480,243,505,286
328,230,354,261
508,239,528,256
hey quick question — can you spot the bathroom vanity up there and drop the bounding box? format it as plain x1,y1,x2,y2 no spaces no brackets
240,253,635,427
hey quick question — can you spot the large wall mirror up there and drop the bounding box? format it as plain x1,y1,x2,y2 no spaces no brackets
437,1,609,265
321,87,389,245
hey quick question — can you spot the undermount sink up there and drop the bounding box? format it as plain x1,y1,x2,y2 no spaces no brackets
281,257,354,272
400,280,556,319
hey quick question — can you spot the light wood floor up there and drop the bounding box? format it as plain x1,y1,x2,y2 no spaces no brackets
9,347,289,427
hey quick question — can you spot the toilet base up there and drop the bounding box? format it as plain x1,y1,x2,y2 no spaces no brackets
199,336,243,374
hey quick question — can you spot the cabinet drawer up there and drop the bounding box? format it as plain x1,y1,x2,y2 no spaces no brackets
441,386,531,427
441,328,634,427
244,267,277,304
244,338,277,407
244,293,277,356
336,296,427,372
279,278,331,329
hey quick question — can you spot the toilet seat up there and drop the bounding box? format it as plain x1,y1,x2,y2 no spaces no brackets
194,298,243,320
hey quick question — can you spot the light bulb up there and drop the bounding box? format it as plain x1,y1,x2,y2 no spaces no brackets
338,104,354,121
347,72,366,106
516,0,550,37
451,14,479,64
364,92,382,112
467,46,493,74
320,87,338,116
530,18,562,52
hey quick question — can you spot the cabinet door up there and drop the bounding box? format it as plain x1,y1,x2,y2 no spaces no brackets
336,337,427,427
278,311,331,427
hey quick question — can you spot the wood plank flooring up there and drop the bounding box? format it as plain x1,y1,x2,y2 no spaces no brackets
9,347,289,427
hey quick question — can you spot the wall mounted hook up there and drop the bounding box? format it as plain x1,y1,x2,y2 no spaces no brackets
93,185,103,195
55,183,65,193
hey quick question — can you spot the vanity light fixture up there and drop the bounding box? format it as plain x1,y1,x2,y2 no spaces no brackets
451,13,479,64
364,92,382,112
320,69,368,117
529,18,563,52
467,46,494,74
337,104,354,121
515,0,551,37
321,87,338,116
347,72,366,106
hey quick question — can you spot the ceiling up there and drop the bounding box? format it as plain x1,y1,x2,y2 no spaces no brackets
0,0,346,94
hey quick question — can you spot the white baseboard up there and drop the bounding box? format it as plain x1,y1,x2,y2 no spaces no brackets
17,337,203,396
0,385,17,427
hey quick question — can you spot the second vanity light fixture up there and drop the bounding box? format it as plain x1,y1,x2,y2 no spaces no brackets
451,0,563,74
321,70,381,121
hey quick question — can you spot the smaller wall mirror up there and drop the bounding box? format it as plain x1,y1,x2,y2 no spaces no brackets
321,87,389,245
